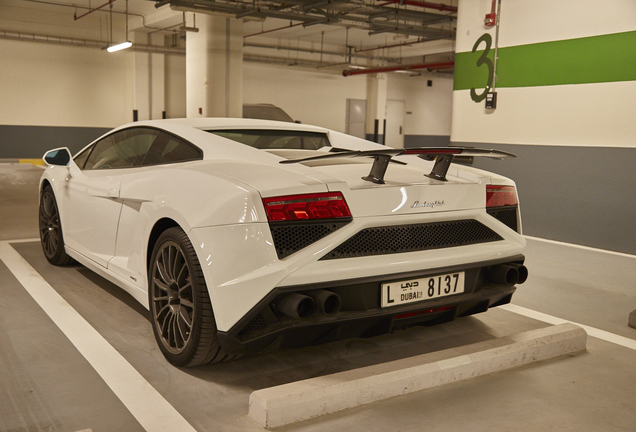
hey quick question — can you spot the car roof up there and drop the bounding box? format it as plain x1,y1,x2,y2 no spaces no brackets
129,117,327,133
105,118,332,163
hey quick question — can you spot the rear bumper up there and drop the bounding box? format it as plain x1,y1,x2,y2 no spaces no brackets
217,255,524,354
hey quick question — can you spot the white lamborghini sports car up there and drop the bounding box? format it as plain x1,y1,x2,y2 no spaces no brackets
39,118,528,367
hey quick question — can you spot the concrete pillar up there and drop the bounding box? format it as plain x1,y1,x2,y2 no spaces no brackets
186,14,243,118
365,73,387,144
132,32,165,121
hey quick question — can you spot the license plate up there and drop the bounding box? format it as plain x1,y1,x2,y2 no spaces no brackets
381,272,465,308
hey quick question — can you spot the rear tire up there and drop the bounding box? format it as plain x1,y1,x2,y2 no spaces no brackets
39,186,73,266
148,227,231,366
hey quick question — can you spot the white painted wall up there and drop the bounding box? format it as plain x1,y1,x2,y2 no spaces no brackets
387,72,454,137
0,39,134,128
242,63,368,131
452,0,636,148
455,0,636,53
0,39,453,138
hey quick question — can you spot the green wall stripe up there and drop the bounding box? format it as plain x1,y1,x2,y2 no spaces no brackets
454,31,636,91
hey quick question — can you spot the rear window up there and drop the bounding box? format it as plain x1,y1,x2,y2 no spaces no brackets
208,130,330,150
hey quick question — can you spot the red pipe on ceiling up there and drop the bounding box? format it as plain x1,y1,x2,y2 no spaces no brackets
342,61,454,76
380,0,458,13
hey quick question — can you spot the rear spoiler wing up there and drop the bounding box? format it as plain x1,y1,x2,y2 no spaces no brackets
280,147,516,184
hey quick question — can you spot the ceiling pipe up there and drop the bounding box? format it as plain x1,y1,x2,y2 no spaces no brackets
0,29,185,54
380,0,458,13
355,37,425,53
74,0,117,20
342,60,453,76
244,22,305,38
244,41,396,62
24,0,178,33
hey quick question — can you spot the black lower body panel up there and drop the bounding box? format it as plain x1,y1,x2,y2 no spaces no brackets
216,256,524,355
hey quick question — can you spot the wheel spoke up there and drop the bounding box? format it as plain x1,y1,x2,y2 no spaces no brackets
156,303,170,322
153,277,169,293
172,249,182,282
153,294,169,302
164,312,175,343
45,235,56,256
180,297,194,309
161,248,172,281
167,247,177,280
178,280,192,295
179,307,193,327
155,259,171,285
175,313,187,348
176,260,188,286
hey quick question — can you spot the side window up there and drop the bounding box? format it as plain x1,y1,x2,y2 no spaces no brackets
73,146,92,169
84,128,160,170
142,132,203,166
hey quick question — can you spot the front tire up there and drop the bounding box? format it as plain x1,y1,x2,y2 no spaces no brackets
148,227,229,367
39,185,73,266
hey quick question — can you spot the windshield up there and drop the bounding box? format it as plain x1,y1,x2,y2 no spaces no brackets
208,129,331,150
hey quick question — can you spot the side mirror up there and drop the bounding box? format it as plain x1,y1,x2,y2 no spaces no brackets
43,148,72,166
43,147,83,178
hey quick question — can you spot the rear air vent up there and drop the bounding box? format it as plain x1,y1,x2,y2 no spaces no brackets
270,220,351,259
487,206,518,232
321,219,503,260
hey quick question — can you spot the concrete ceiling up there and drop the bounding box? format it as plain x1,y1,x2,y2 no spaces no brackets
0,0,457,73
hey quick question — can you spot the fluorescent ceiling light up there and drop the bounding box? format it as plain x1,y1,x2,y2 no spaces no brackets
107,41,132,53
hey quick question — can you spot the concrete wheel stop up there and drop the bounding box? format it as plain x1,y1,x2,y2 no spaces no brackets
248,323,587,429
629,310,636,329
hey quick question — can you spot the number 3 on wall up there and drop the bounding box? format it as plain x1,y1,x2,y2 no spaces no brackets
470,33,494,103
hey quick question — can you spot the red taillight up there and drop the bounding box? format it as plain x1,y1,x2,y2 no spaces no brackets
486,185,518,207
263,192,352,222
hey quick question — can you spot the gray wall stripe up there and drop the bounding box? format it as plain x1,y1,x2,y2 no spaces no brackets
469,143,636,255
0,125,110,159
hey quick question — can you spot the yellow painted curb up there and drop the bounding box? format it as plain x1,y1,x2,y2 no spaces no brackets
19,158,45,166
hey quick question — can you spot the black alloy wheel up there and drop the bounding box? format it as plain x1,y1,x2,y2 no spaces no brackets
149,227,231,366
39,186,73,265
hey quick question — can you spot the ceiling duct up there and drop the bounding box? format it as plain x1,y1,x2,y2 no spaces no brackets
155,0,456,40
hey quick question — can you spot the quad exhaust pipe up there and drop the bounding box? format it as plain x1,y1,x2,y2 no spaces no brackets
308,289,342,317
486,263,528,286
275,293,316,319
511,263,528,284
274,290,342,319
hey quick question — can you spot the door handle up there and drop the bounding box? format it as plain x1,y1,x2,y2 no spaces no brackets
107,188,120,198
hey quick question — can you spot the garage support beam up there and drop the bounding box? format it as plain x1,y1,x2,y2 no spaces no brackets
365,73,387,144
186,15,243,118
133,32,166,121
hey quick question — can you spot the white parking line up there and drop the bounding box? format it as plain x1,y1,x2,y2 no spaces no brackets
500,303,636,351
525,235,636,260
0,241,197,432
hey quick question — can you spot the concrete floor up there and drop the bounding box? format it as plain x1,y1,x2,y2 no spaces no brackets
1,162,635,432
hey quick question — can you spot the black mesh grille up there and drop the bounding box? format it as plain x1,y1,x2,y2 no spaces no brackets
487,206,518,232
237,313,269,339
271,220,351,259
321,219,503,260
